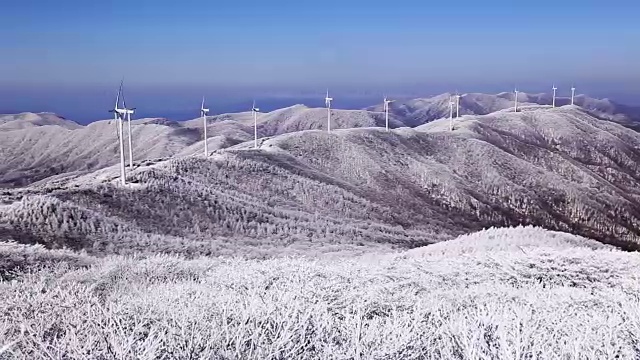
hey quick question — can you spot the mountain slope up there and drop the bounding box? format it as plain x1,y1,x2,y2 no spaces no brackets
0,119,203,187
2,106,640,254
0,112,82,131
0,106,402,188
4,226,640,359
367,92,640,128
183,104,405,135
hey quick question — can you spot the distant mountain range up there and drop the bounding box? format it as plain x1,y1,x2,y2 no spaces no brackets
1,92,639,188
367,92,640,129
2,103,640,255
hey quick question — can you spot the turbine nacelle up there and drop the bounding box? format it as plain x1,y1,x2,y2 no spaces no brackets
383,98,394,111
201,97,210,115
109,108,127,117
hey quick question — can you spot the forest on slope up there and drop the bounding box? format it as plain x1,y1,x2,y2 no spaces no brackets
1,106,639,255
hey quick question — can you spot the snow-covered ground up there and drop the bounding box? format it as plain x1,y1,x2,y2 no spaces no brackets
2,226,640,359
2,105,640,255
2,92,638,188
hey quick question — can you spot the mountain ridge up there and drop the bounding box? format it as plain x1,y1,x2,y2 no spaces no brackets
1,92,639,189
2,106,640,255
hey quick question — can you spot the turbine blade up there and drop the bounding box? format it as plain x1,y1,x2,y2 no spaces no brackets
202,96,205,110
118,78,125,108
120,80,127,110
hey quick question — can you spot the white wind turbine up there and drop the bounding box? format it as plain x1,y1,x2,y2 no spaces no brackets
455,92,461,118
108,81,127,185
552,84,557,108
571,85,576,105
120,87,135,169
514,88,519,112
252,100,260,148
201,97,210,156
325,89,333,132
383,96,394,132
449,95,454,131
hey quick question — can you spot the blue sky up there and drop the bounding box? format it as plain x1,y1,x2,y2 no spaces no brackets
1,0,639,121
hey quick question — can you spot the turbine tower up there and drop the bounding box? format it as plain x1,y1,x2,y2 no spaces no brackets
120,87,135,169
108,82,127,185
252,100,260,148
571,85,576,106
514,88,519,112
383,96,394,132
552,85,557,108
455,92,461,118
325,90,333,132
449,95,454,131
201,97,210,156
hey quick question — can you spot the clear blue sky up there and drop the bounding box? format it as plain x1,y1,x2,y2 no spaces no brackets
1,0,639,120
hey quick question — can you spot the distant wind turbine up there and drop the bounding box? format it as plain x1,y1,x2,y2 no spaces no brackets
455,92,461,118
201,97,210,156
514,88,519,112
108,81,127,185
383,96,394,132
449,95,454,131
552,85,557,108
120,86,136,169
571,85,576,106
325,90,333,133
252,100,260,148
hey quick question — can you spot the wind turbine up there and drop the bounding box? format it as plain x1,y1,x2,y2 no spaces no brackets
108,81,127,185
449,95,454,131
252,100,260,148
455,92,461,118
571,85,576,106
201,97,210,156
552,85,557,108
120,86,135,169
325,89,333,132
514,88,519,112
383,96,394,132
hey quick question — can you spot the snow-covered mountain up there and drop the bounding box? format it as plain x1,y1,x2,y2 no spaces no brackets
366,92,640,128
0,106,404,187
2,106,640,255
2,93,638,188
0,112,82,131
0,119,203,187
183,104,405,135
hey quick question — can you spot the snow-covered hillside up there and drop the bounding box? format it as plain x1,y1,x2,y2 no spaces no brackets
0,107,401,187
0,112,82,131
3,226,640,359
367,91,640,128
2,106,639,254
182,104,405,135
0,119,202,187
2,92,638,188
